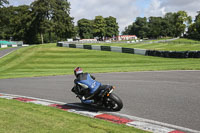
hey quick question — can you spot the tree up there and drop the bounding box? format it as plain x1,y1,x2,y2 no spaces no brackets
93,16,106,40
148,17,162,38
31,0,75,44
187,11,200,40
77,16,119,39
9,5,33,42
160,18,171,37
132,17,149,38
174,11,192,37
77,18,93,39
31,0,53,44
52,0,75,40
0,0,9,7
194,11,200,39
105,16,119,38
187,23,199,39
0,6,11,39
0,0,75,44
163,12,176,37
122,11,193,39
122,17,149,38
0,5,39,43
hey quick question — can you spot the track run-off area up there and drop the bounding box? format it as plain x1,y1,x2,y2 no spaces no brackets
0,71,200,132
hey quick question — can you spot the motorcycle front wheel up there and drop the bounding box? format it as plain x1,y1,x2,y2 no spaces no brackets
105,93,123,111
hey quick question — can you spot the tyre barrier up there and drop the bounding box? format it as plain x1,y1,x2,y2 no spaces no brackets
57,42,200,58
145,50,200,58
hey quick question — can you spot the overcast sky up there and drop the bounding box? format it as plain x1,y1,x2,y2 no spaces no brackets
8,0,200,33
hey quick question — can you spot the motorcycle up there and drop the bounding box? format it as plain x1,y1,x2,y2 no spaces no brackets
73,85,123,111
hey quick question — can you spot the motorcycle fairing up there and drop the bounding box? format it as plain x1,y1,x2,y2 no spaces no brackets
76,73,101,94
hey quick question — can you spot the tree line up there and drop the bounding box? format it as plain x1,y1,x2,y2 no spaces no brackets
122,11,200,40
77,16,119,40
0,0,119,44
0,0,75,44
1,0,200,44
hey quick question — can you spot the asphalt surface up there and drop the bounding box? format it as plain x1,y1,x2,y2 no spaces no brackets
0,47,21,58
0,71,200,131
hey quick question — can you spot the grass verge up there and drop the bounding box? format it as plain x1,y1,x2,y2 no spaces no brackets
0,43,200,79
0,47,10,51
0,98,148,133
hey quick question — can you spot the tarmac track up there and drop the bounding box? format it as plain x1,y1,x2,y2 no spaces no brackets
0,71,200,131
0,47,21,58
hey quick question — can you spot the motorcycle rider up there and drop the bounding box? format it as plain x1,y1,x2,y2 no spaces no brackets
71,67,102,104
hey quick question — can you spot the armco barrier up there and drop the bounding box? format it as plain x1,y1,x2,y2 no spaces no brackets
92,45,101,50
57,42,200,58
110,46,122,53
75,44,84,49
0,44,26,48
134,48,146,55
0,41,23,48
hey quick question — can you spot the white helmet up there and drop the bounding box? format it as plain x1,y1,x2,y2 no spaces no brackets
74,67,83,76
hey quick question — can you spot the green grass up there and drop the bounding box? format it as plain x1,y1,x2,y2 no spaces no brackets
172,38,200,43
0,43,200,79
0,98,147,133
85,38,200,51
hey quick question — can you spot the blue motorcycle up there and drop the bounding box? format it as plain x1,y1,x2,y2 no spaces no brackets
72,85,123,111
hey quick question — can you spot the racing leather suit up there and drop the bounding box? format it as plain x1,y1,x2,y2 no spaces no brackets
72,73,101,104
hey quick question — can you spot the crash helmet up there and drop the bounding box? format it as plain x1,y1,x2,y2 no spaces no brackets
74,67,83,76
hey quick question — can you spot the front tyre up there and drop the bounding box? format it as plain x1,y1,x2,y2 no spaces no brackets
106,93,123,111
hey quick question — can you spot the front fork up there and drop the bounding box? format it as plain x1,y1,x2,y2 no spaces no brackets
106,86,115,97
101,86,115,106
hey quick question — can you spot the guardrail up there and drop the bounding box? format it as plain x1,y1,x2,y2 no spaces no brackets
0,41,24,48
57,42,200,58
